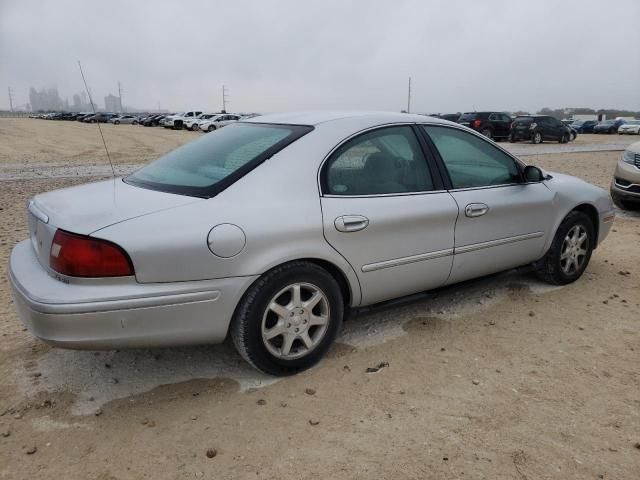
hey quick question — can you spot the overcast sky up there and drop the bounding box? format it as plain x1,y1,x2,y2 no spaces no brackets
1,0,639,113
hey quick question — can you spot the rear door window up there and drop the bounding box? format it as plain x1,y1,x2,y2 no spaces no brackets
324,126,434,195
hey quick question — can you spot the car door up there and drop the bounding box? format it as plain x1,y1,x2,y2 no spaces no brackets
540,117,556,140
421,125,555,284
319,125,459,305
498,113,513,138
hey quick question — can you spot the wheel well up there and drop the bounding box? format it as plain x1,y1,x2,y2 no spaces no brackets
572,204,599,245
302,258,352,309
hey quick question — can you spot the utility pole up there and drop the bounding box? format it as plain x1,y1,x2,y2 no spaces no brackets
8,86,15,112
222,85,229,113
407,77,411,114
117,81,124,113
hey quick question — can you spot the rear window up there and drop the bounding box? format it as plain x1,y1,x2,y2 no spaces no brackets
513,117,534,125
458,113,479,122
126,123,312,197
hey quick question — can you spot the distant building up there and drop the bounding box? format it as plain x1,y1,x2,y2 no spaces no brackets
29,87,64,111
104,94,121,112
72,93,91,111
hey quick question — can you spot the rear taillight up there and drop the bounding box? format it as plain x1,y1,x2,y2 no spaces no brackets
50,229,134,277
473,119,482,128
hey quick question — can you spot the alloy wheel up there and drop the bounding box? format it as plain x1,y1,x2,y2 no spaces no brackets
261,282,330,360
560,225,588,275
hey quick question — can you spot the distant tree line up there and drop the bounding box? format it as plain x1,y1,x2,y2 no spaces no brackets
525,107,640,120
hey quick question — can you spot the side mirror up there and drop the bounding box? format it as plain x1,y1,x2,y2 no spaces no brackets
524,165,544,182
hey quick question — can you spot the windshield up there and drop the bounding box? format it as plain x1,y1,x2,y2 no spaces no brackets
126,123,312,197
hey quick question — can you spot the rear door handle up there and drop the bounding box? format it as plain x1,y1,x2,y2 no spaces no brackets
465,203,489,218
335,215,369,232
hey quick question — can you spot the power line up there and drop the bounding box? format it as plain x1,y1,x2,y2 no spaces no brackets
222,85,230,113
8,87,14,112
117,81,124,113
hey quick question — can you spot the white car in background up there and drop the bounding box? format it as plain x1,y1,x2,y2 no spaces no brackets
109,115,139,125
163,111,203,130
184,113,218,131
618,120,640,135
199,114,241,132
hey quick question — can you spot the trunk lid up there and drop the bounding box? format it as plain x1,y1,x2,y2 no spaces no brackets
28,178,201,270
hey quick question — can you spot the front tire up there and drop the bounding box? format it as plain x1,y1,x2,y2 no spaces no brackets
559,134,568,144
231,261,344,376
535,211,594,285
208,125,216,132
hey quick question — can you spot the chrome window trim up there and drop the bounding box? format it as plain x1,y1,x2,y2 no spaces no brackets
316,121,529,198
362,248,454,273
455,231,544,254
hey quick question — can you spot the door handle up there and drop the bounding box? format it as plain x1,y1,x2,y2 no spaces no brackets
335,215,369,232
465,203,489,218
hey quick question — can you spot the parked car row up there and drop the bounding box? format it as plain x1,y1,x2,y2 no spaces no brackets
31,110,257,132
431,111,639,143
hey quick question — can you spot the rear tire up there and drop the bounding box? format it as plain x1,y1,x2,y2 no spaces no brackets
230,261,344,376
532,131,542,144
509,134,516,143
535,211,594,285
481,128,493,139
114,120,120,125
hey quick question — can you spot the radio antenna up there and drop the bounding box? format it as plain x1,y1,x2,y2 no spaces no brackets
77,61,116,178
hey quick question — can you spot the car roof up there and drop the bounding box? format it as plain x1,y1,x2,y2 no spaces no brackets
243,111,449,127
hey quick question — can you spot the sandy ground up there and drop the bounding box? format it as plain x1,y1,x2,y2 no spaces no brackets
0,119,639,479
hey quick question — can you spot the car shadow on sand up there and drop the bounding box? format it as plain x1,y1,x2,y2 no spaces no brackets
17,269,560,416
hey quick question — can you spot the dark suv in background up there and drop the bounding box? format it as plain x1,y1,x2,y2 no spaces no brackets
457,112,512,140
510,115,571,144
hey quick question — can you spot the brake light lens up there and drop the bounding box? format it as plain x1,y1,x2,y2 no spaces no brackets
50,230,134,277
473,119,482,128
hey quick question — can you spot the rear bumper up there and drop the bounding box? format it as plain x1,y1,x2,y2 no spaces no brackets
511,130,533,140
9,240,257,349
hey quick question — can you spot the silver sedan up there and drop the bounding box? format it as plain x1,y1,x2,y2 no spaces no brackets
9,112,615,375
